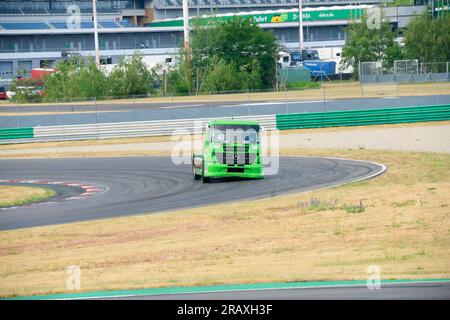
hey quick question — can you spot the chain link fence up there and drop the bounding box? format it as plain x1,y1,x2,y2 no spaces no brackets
1,81,450,128
360,60,450,83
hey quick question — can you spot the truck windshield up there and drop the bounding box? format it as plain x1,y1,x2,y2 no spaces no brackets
211,125,260,144
292,50,319,61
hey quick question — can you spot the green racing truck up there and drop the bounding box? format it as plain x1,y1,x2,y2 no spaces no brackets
192,119,263,183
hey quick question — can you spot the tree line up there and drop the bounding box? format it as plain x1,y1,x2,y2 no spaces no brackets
342,12,450,77
11,12,450,102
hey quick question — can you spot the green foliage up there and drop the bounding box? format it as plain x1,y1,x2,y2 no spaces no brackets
167,52,196,95
43,52,154,100
286,81,320,90
108,53,154,96
403,13,450,63
342,200,366,214
169,17,278,95
44,57,107,100
10,78,42,103
78,60,108,98
341,15,402,77
203,58,243,92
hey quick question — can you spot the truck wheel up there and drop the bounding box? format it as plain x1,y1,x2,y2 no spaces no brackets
193,165,201,180
202,164,210,183
192,155,201,180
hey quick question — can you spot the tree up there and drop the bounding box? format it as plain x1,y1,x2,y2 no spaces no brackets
203,58,242,92
403,13,450,64
43,57,107,100
169,17,278,94
108,52,154,96
10,78,42,103
341,15,402,77
204,17,278,89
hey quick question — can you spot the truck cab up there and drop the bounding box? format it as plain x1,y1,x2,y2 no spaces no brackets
192,119,263,183
277,49,320,68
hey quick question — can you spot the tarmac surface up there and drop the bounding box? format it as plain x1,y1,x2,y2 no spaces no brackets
0,156,385,230
106,281,450,300
1,94,449,127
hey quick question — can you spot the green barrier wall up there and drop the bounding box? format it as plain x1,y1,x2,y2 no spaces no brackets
276,105,450,130
0,127,34,140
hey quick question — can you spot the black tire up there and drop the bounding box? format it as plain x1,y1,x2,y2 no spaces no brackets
193,166,201,180
202,161,210,183
192,155,201,180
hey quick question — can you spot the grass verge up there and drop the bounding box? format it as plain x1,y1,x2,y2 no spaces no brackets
0,186,55,208
0,148,449,297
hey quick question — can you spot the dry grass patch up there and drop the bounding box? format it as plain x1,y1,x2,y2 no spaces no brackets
0,135,174,151
0,149,449,297
279,120,450,135
2,121,449,159
0,186,55,207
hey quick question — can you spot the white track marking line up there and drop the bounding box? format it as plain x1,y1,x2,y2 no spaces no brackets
57,279,450,300
219,100,325,108
158,104,204,109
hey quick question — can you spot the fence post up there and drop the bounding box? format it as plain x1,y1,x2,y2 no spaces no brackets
247,89,250,108
94,97,98,123
323,85,326,112
285,89,288,114
209,91,212,119
132,96,136,122
16,103,19,128
56,103,59,126
358,61,361,81
361,84,364,109
397,82,400,108
170,100,175,119
436,81,439,105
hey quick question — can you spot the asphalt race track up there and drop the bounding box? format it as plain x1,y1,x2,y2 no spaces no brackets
1,94,449,127
104,282,450,300
0,156,385,230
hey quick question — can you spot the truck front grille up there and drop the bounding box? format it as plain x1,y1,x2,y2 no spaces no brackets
215,145,257,165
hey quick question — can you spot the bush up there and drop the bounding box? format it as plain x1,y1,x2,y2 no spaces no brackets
168,17,278,95
43,52,154,100
203,58,243,93
108,53,154,96
10,78,43,103
44,57,107,100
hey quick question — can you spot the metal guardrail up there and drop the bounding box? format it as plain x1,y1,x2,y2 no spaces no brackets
276,104,450,130
0,127,34,140
2,104,449,144
0,114,276,144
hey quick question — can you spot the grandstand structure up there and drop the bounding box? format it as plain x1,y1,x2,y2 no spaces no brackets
0,0,426,85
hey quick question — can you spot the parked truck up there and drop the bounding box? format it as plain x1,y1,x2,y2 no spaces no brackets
277,49,320,68
192,119,263,183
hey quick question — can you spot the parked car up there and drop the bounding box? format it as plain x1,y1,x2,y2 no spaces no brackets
0,86,8,100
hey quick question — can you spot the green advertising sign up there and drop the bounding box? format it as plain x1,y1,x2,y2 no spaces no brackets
147,8,366,28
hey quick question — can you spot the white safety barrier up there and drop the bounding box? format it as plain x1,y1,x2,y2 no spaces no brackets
2,114,276,144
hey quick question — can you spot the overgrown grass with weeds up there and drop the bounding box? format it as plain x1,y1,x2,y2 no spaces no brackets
0,148,449,297
286,81,321,90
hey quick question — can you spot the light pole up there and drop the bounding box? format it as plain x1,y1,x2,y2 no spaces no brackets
298,0,304,52
92,0,100,67
183,0,190,62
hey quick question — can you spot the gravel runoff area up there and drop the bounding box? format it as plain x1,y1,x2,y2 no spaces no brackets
0,122,449,156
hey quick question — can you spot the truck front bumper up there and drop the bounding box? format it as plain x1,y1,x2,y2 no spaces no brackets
204,163,263,179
